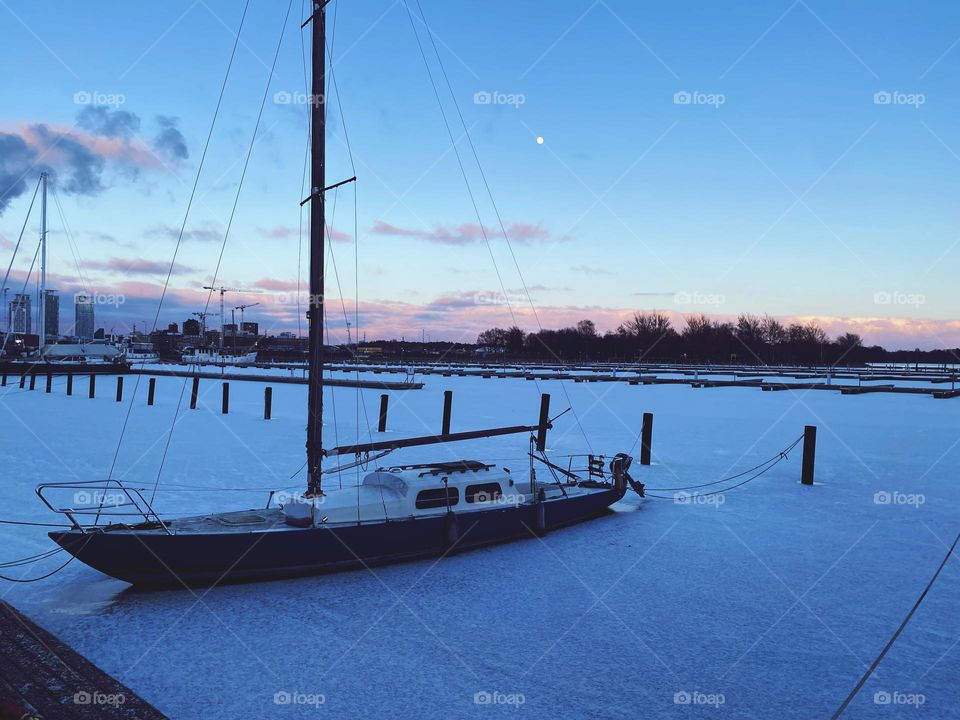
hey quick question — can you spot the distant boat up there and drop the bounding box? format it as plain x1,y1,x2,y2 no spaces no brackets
180,346,257,365
39,2,644,586
119,341,160,363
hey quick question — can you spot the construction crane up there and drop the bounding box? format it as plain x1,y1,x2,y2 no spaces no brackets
202,286,263,349
191,311,215,336
232,302,261,331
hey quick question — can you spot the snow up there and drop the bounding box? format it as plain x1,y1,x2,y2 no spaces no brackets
1,370,958,718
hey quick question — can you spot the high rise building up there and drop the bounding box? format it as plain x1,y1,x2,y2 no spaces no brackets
74,294,95,340
43,290,59,342
9,294,31,334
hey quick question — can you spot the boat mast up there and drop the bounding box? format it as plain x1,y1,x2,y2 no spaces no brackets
38,172,48,350
306,0,327,496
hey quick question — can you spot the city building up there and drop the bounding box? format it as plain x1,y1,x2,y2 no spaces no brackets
182,318,201,336
9,294,31,334
241,322,259,336
74,294,95,340
43,290,60,342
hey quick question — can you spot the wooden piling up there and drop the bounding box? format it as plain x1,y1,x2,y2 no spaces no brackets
2,373,6,386
441,390,453,436
377,393,388,432
66,373,73,396
45,373,52,393
536,393,551,452
147,377,156,406
115,376,123,402
801,425,816,486
640,412,653,466
264,386,273,420
222,382,229,414
88,374,95,398
28,372,35,391
190,375,199,409
18,373,25,389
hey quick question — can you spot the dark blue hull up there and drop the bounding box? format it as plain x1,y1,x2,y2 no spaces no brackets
49,488,624,587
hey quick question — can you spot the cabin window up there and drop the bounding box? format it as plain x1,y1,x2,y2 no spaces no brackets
415,487,459,510
465,483,502,504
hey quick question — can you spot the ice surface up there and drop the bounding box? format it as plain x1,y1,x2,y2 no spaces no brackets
0,369,957,718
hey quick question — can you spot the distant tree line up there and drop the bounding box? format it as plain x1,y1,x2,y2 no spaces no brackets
475,313,959,366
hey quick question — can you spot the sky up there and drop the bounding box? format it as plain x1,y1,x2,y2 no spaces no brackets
0,0,959,349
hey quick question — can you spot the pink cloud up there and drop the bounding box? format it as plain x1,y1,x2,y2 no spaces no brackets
11,122,164,171
83,257,198,275
257,226,352,242
371,221,554,245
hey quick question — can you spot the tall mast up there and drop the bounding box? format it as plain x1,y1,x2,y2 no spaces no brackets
306,0,327,496
39,172,48,349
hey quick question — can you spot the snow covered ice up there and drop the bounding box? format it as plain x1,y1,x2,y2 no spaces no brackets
1,370,957,718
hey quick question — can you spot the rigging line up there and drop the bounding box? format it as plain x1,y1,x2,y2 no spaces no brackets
0,177,40,354
412,0,592,451
50,187,95,300
148,0,295,505
0,548,65,569
643,452,791,500
644,435,804,492
831,530,960,719
105,0,253,487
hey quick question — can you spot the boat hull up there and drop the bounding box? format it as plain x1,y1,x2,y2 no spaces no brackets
49,488,624,587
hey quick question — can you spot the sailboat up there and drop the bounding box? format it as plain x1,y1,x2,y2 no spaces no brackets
38,1,645,586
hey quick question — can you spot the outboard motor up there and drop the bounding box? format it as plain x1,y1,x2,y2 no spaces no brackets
610,453,645,498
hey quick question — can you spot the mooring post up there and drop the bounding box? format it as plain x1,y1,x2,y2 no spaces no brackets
801,425,817,486
222,382,229,414
45,373,52,393
115,376,123,402
536,393,551,452
377,393,388,432
28,372,35,391
1,373,6,387
640,412,654,466
441,390,453,436
66,373,73,396
190,375,199,410
264,386,273,420
18,373,25,389
147,378,156,406
88,374,95,398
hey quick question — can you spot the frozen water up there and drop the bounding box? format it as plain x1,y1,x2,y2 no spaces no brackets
0,370,957,718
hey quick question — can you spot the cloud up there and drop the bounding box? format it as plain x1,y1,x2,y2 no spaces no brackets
83,257,198,275
0,107,184,215
572,265,614,276
257,225,351,242
370,220,554,245
153,115,188,161
76,106,141,139
254,277,301,292
147,223,223,243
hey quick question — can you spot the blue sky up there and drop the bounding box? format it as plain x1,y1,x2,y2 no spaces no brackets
1,0,958,348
